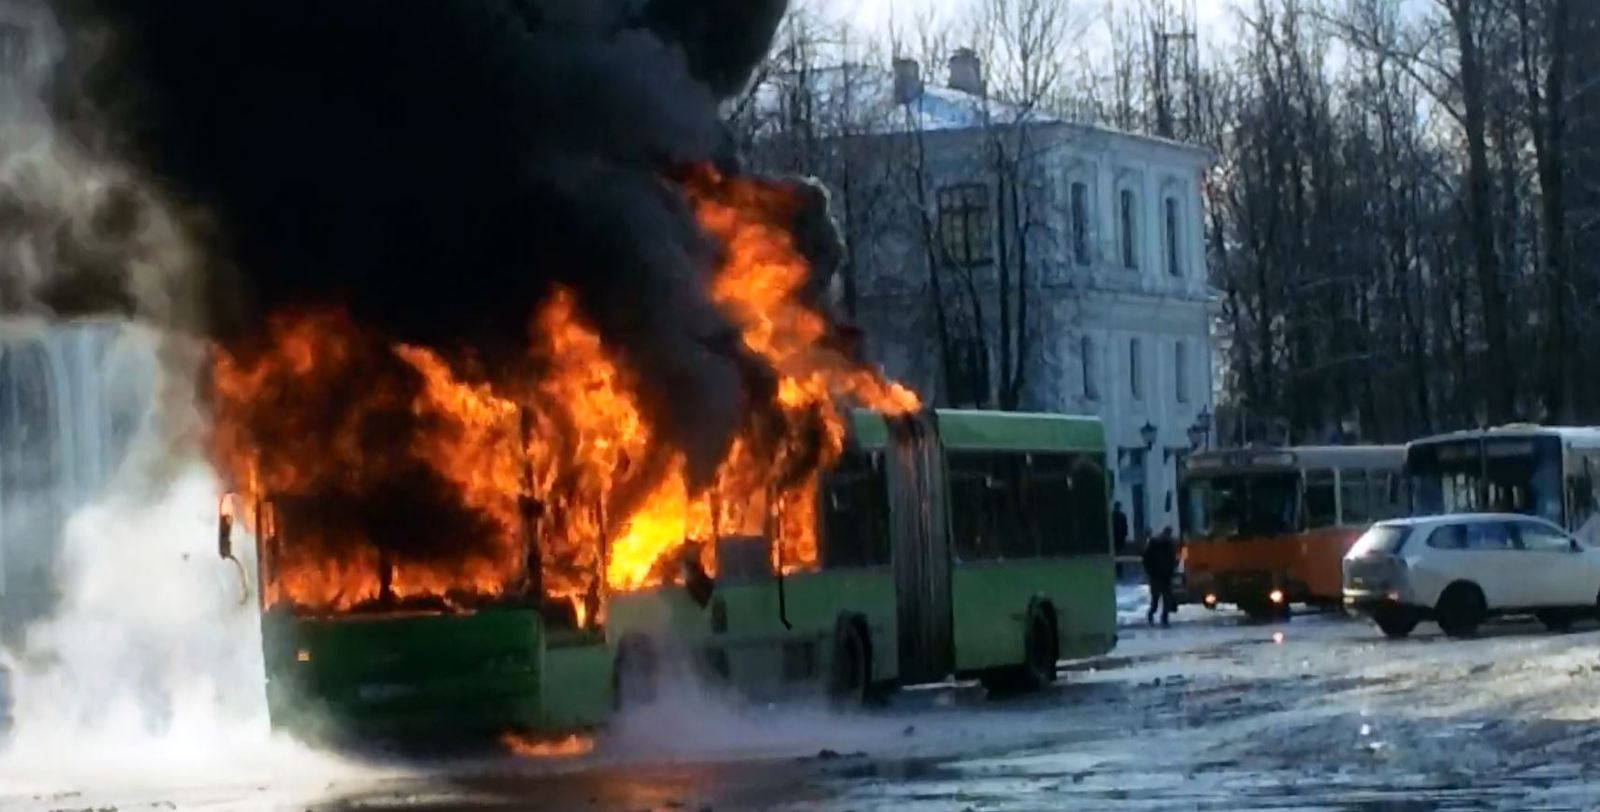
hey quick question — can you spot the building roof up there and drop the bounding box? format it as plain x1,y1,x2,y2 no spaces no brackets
745,62,1213,162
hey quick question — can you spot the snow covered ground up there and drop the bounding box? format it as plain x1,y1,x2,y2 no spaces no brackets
6,608,1600,810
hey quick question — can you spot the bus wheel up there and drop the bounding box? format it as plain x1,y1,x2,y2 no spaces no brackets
827,615,872,707
981,604,1057,696
613,634,659,710
1020,604,1059,690
1436,583,1486,638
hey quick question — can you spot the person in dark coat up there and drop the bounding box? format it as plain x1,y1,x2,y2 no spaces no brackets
1112,501,1129,553
1142,526,1179,627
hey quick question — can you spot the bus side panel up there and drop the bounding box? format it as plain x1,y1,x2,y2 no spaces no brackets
540,629,612,729
716,568,900,688
1291,527,1364,601
263,608,547,738
606,587,710,643
949,556,1116,673
1186,529,1359,605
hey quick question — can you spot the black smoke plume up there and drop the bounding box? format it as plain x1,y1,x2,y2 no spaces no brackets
42,0,854,593
57,0,798,482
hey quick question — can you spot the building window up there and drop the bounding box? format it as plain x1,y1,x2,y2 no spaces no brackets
1070,181,1090,265
1164,196,1182,277
1119,188,1139,270
936,183,993,267
1129,337,1143,399
1081,336,1098,400
1175,340,1189,403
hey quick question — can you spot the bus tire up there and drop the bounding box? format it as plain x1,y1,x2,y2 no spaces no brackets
981,603,1058,696
1020,602,1060,691
613,634,658,710
1436,583,1486,638
827,614,872,707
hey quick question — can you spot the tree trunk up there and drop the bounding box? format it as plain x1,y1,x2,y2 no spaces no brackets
1450,0,1514,424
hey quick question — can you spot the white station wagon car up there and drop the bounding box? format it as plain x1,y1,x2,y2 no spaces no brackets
1342,514,1600,638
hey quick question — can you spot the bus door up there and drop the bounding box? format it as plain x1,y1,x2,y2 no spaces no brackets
886,413,954,684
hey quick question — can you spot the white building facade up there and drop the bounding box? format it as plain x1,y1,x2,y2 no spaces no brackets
753,55,1219,541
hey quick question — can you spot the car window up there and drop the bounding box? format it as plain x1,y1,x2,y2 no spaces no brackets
1464,522,1512,551
1512,521,1572,553
1427,524,1466,550
1349,525,1408,556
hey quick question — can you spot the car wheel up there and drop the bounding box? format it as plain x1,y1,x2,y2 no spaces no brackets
1374,608,1417,639
1436,583,1486,638
1536,610,1574,633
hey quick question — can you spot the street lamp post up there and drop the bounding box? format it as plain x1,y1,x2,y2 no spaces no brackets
1188,407,1212,451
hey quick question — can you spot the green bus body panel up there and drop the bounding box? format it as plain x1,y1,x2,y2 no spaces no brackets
717,568,900,684
262,607,608,737
950,557,1116,672
932,409,1106,453
606,570,901,688
846,409,891,450
604,408,1119,694
541,629,613,728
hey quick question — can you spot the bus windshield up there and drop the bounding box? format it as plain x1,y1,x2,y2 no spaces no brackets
1182,472,1300,539
1406,436,1563,524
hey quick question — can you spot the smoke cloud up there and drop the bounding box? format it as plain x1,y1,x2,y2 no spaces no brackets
53,0,798,487
0,0,204,329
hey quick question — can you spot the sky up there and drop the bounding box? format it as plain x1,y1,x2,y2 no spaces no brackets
833,0,1240,44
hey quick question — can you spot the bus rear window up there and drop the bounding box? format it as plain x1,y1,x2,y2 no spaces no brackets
1349,525,1408,557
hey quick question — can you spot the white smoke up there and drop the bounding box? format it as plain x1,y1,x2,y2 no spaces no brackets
1,0,205,328
0,327,373,800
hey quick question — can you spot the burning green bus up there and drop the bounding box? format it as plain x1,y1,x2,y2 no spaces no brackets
218,496,612,744
219,407,1116,741
607,408,1118,703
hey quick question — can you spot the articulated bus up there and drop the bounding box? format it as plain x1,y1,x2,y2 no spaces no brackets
219,408,1118,740
1179,445,1405,620
608,408,1118,702
1404,425,1600,544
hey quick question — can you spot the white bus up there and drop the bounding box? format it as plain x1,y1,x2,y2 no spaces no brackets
1403,425,1600,545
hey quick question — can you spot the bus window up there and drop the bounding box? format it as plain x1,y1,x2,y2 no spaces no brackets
1408,436,1563,524
993,454,1033,558
1339,470,1369,525
1368,473,1403,520
821,450,890,568
1183,472,1299,539
1029,453,1074,556
1072,457,1110,554
1566,456,1597,534
948,452,1031,561
1304,469,1337,529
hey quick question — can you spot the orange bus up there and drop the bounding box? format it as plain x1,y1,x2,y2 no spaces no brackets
1178,445,1405,620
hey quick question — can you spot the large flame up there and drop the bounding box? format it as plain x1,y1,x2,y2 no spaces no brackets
209,166,918,619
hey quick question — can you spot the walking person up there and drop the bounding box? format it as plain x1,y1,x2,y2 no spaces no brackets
1143,526,1179,627
1112,501,1129,554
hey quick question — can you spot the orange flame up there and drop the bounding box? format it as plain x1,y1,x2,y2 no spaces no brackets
209,164,919,619
501,732,594,758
